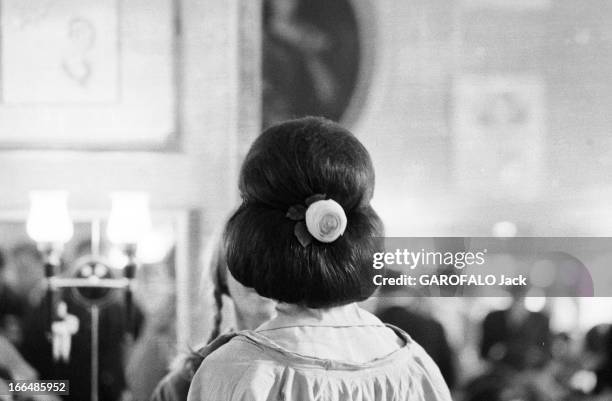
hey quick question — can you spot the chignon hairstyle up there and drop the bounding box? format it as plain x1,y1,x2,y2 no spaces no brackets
224,117,384,308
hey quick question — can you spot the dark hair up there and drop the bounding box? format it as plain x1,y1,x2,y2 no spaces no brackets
225,117,383,308
585,324,612,392
207,238,230,343
585,324,611,354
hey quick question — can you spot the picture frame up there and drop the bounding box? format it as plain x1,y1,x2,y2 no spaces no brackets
0,0,179,151
452,74,546,200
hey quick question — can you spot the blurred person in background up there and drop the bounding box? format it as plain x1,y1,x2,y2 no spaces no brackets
126,292,176,401
1,245,61,401
0,326,37,385
578,324,612,399
463,371,551,401
480,286,551,371
375,271,457,389
462,287,553,401
20,242,144,401
536,332,583,400
150,235,276,401
10,243,46,308
0,247,49,398
125,251,178,401
0,247,28,346
1,335,64,401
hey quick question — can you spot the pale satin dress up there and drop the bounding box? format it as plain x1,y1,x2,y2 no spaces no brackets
187,304,452,401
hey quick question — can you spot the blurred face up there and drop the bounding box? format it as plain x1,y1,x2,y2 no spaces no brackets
13,249,44,295
226,272,276,330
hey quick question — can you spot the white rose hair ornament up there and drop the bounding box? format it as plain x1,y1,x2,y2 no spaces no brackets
286,194,348,247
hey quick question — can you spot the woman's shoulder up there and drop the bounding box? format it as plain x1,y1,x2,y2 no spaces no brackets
203,332,268,362
193,332,285,381
396,333,453,401
188,327,452,401
187,334,285,401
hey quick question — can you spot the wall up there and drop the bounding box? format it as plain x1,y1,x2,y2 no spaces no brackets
0,0,260,345
353,0,612,237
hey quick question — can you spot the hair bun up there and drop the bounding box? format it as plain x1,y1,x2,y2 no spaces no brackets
226,117,383,308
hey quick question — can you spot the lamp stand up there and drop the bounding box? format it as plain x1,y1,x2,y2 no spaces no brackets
37,243,62,337
90,305,99,401
122,244,138,338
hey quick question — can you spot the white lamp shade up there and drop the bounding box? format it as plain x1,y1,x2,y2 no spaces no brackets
26,191,74,244
137,224,175,264
106,192,152,245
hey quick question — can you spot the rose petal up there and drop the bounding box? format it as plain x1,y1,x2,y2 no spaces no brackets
286,204,306,221
294,221,312,247
305,194,326,206
319,214,340,236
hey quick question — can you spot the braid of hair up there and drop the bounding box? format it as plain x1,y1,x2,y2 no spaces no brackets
207,284,224,343
205,228,231,344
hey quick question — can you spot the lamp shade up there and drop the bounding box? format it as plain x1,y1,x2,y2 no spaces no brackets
137,224,175,264
26,191,74,244
106,192,152,245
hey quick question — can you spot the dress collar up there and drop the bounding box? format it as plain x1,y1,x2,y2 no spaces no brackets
255,302,384,331
238,323,414,370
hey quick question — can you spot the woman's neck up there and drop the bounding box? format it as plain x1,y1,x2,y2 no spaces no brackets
276,302,360,317
256,302,381,331
234,306,274,331
254,302,403,363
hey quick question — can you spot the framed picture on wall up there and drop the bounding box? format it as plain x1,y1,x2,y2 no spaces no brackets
452,74,546,200
261,0,374,129
0,0,178,150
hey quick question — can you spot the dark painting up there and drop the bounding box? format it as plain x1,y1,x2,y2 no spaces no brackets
263,0,361,128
